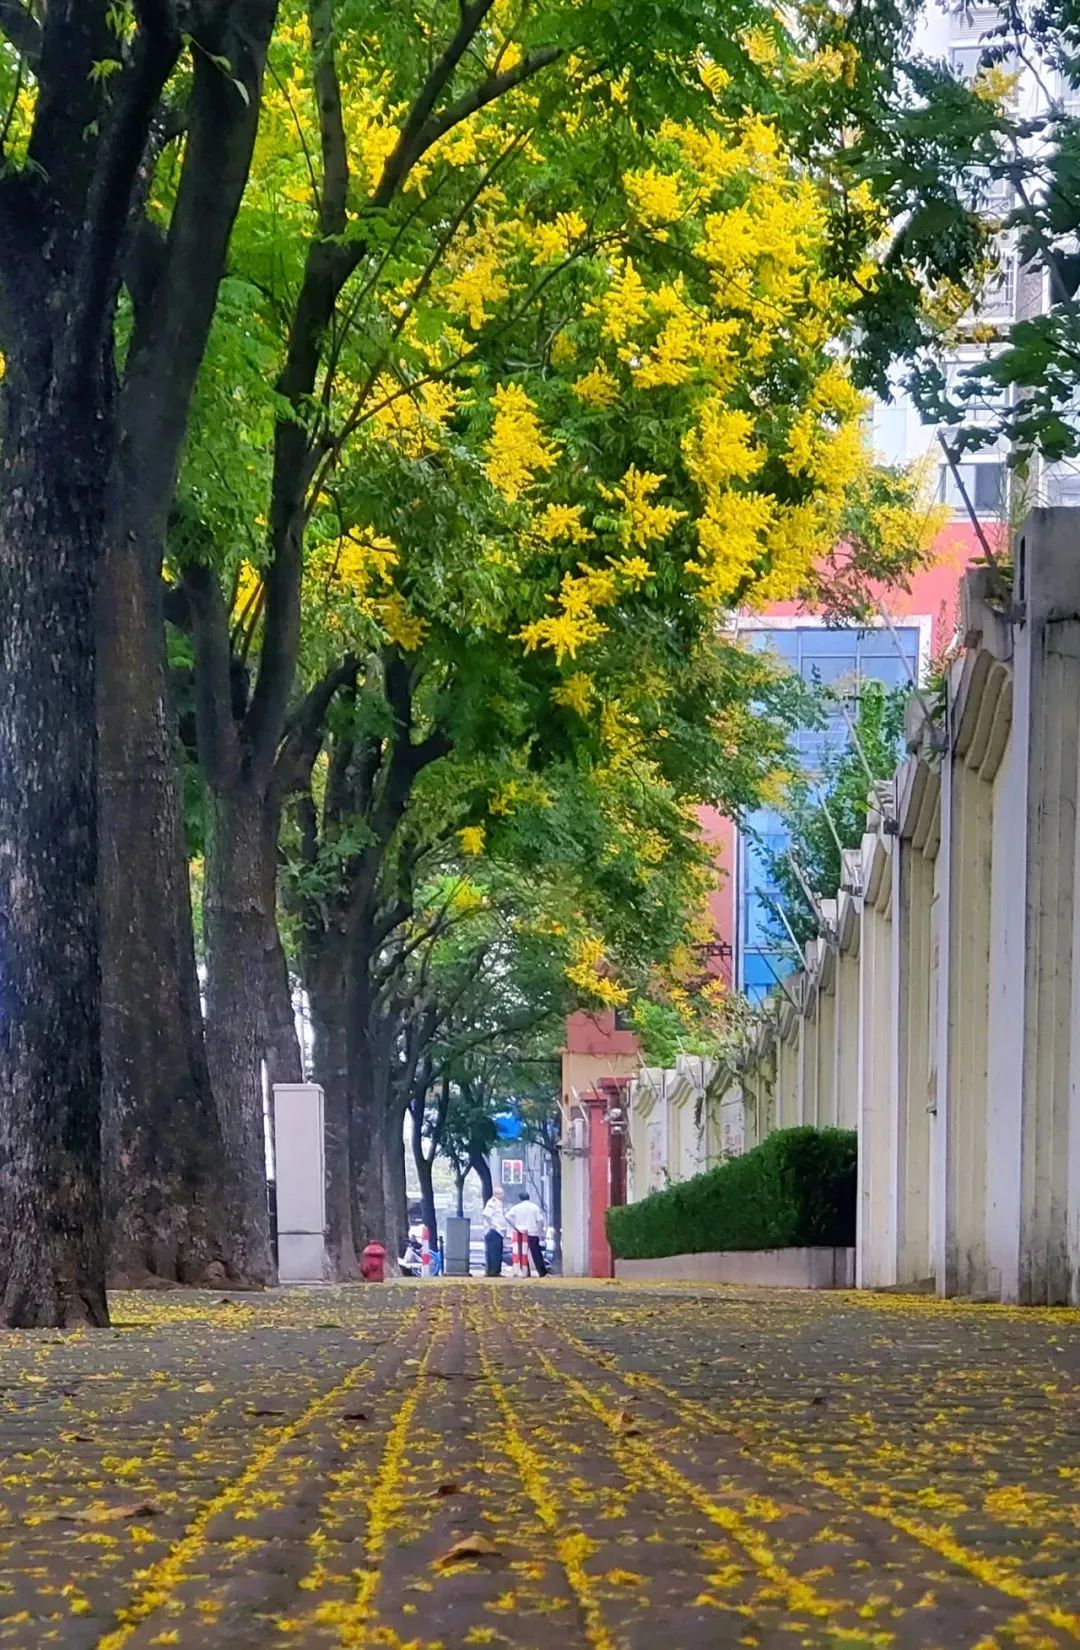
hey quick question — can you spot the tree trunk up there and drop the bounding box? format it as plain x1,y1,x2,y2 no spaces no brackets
265,923,303,1087
0,388,110,1327
383,1095,409,1264
307,935,358,1279
455,1172,466,1219
93,1,280,1287
349,1021,389,1251
98,534,240,1285
470,1151,494,1205
411,1118,438,1251
203,783,276,1284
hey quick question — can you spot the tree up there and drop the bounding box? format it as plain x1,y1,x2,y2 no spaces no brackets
182,0,941,1264
0,1,285,1323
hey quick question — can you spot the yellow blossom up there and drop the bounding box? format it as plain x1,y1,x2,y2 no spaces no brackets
600,465,686,548
377,592,427,652
624,167,684,227
458,825,486,856
572,362,621,409
516,611,608,663
536,503,593,544
697,55,731,97
553,672,594,715
484,382,558,501
592,258,650,344
740,27,778,68
530,209,588,264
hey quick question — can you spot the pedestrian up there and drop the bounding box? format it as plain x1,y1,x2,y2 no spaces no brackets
481,1187,508,1276
507,1191,549,1278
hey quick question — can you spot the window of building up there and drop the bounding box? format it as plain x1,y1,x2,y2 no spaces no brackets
735,624,920,997
937,459,1006,515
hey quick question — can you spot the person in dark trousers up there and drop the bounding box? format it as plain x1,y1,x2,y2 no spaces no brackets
481,1187,508,1276
507,1191,549,1277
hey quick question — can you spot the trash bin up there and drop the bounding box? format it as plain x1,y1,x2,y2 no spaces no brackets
443,1216,471,1277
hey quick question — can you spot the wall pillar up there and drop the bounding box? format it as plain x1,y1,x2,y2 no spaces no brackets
1010,516,1080,1302
893,784,935,1286
798,988,819,1127
834,898,860,1130
857,831,897,1289
815,959,837,1127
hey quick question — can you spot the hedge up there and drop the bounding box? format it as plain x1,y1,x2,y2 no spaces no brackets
606,1126,857,1260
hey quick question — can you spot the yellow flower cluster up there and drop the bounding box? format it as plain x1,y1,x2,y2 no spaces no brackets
369,379,461,459
600,466,686,548
535,503,593,544
516,550,655,664
566,934,629,1007
458,825,486,856
376,592,427,652
553,672,594,716
484,383,558,501
624,167,685,228
530,209,589,264
572,363,621,409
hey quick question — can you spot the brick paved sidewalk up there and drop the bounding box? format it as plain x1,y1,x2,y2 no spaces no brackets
1,1281,1078,1648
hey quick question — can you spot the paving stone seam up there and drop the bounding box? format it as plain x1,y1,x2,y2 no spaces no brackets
274,1295,449,1646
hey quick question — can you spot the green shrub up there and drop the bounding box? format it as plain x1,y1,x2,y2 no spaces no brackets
606,1127,856,1259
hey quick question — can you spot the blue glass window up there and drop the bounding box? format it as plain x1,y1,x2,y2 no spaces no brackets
737,623,921,993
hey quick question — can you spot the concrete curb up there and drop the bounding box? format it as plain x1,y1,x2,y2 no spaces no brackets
613,1246,855,1288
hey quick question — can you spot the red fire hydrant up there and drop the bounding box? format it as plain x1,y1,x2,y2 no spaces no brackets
361,1242,386,1282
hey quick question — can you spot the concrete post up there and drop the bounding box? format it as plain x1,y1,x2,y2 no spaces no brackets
1010,515,1080,1302
835,892,861,1130
857,833,896,1289
798,990,819,1127
272,1083,327,1283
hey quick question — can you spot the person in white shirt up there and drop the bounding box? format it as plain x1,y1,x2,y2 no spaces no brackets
506,1192,549,1277
481,1188,508,1276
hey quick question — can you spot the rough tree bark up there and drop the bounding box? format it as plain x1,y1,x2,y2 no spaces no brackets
96,0,279,1285
0,2,185,1325
306,932,359,1278
383,1102,410,1264
0,388,112,1328
265,925,303,1088
202,784,279,1281
409,1072,446,1252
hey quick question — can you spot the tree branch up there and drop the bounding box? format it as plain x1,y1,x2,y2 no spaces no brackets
272,655,358,801
371,0,496,206
410,47,561,162
183,560,241,789
0,0,41,66
116,0,277,564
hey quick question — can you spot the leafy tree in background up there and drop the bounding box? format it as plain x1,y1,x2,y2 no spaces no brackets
173,0,942,1269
